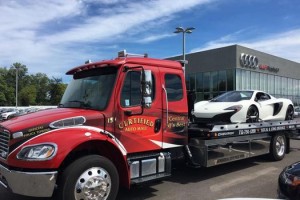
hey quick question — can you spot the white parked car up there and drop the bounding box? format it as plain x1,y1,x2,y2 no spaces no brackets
0,108,18,120
192,90,294,125
294,106,300,117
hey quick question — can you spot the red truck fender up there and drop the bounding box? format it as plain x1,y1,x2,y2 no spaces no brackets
8,126,130,188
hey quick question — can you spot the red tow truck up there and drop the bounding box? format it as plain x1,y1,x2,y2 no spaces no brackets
0,50,300,200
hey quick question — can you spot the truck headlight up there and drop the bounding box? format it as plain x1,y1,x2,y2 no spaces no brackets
17,143,57,161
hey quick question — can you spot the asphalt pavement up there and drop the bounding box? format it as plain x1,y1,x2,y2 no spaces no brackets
1,140,300,200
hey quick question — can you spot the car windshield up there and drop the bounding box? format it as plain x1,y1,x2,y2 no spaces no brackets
211,91,254,102
60,67,118,110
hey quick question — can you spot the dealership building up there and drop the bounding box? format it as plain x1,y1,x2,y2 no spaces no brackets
168,45,300,105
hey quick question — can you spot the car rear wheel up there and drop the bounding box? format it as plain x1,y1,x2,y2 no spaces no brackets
285,105,294,120
246,105,259,123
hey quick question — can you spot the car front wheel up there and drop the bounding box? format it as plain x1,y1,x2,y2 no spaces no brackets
246,105,259,123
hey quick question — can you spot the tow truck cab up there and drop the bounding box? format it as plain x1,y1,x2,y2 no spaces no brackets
0,50,188,199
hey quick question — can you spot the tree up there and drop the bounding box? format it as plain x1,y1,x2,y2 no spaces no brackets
31,73,50,105
2,63,29,106
0,63,66,106
0,75,7,105
19,85,37,106
49,77,67,105
0,67,15,106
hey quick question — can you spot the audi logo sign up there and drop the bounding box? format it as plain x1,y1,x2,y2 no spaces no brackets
240,53,259,69
240,53,279,73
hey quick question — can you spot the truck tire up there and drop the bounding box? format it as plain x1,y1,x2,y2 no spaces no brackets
269,134,286,161
57,155,119,200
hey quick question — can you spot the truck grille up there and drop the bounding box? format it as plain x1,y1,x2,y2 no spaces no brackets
0,128,9,159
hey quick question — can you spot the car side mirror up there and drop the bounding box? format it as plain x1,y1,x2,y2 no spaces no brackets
141,70,152,108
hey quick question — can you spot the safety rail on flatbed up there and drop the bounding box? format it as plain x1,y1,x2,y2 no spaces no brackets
188,119,300,139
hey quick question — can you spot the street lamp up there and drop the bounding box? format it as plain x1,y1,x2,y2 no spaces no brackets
15,66,20,108
174,27,195,77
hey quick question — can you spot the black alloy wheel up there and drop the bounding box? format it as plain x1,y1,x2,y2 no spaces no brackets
246,105,259,123
285,105,294,120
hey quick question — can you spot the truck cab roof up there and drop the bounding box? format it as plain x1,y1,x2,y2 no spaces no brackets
66,56,183,75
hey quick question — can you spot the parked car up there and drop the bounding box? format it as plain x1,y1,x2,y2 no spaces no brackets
192,90,294,125
294,106,300,118
0,108,19,120
278,161,300,200
0,108,8,113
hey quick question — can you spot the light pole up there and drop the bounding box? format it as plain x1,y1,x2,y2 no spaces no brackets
15,66,19,108
174,27,195,77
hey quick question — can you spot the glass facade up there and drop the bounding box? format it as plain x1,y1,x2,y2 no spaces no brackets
186,68,300,106
187,69,236,102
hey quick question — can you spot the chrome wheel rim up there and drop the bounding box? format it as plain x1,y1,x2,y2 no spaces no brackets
74,167,111,200
276,136,285,157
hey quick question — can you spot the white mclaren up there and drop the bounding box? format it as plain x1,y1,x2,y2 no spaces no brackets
192,90,294,125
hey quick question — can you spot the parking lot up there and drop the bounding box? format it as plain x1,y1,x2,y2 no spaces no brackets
0,106,56,121
0,139,299,200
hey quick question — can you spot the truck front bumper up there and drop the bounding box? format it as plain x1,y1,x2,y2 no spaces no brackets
0,163,57,197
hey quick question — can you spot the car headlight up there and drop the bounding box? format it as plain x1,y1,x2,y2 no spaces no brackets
282,172,300,186
17,143,57,161
224,105,243,112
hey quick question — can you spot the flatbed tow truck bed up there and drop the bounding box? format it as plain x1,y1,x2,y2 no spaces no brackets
186,119,300,167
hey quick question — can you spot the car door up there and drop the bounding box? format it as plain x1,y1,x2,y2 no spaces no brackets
255,92,274,119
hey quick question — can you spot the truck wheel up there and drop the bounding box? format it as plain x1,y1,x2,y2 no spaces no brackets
269,134,286,161
57,155,119,200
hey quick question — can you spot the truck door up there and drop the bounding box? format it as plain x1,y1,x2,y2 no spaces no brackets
159,68,188,149
114,65,163,153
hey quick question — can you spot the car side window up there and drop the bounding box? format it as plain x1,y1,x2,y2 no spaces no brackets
256,92,270,102
165,74,183,101
263,93,271,100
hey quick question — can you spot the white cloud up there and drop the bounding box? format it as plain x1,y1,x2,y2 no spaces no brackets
137,33,175,43
0,0,214,80
43,0,212,44
3,0,299,82
191,29,300,63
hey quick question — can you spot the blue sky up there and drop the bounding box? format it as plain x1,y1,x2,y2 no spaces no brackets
1,0,300,82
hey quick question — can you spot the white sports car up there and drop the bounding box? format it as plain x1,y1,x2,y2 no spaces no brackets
192,90,294,125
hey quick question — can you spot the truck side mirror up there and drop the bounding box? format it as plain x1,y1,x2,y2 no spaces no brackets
141,70,152,108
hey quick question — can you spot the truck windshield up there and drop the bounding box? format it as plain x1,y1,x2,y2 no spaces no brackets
60,67,118,110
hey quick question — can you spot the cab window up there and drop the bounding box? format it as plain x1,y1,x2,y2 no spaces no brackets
165,74,183,101
121,71,155,107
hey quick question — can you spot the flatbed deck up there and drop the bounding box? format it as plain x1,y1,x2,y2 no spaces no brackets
188,119,300,139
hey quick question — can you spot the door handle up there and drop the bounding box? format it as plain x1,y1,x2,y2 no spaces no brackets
154,119,161,133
